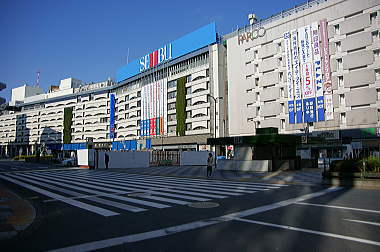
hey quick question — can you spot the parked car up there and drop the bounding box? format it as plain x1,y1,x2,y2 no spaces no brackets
62,157,77,167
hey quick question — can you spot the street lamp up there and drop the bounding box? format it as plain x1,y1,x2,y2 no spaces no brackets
209,95,223,140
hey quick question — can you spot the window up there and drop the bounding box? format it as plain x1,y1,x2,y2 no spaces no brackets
334,24,340,35
279,72,284,82
168,91,176,99
125,104,129,110
168,114,176,122
256,92,260,101
137,120,141,126
137,110,141,116
168,80,176,89
125,113,130,119
255,77,259,87
370,11,378,24
376,69,380,80
137,101,141,107
77,96,81,102
281,103,285,113
206,69,209,77
372,30,379,42
100,117,108,123
281,119,285,130
340,113,346,124
338,76,344,87
186,99,192,106
254,50,258,60
339,94,345,106
186,123,192,131
337,58,343,70
280,88,284,97
137,91,141,97
254,64,259,73
125,95,129,101
168,125,176,133
335,41,341,52
168,102,176,110
186,75,192,83
278,57,283,66
186,87,192,95
277,43,282,52
374,49,380,59
186,111,192,118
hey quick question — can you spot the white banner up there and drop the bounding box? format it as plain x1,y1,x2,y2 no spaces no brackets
284,31,294,101
291,29,303,123
311,22,325,122
163,78,168,135
298,25,315,99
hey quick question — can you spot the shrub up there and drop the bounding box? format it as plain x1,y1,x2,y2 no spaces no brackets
330,156,380,173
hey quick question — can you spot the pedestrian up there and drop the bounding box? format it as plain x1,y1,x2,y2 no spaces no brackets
207,153,214,178
105,153,109,169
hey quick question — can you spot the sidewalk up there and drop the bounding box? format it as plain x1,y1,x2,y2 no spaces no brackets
108,166,323,185
0,184,35,240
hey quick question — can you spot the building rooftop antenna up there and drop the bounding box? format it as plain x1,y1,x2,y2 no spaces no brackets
36,70,40,87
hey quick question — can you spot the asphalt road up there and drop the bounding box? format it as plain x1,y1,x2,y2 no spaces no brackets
0,160,63,172
0,169,379,252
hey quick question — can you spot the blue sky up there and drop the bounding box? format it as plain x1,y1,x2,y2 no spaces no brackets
0,0,305,101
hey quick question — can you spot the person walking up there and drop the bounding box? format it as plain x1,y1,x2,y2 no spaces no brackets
207,153,214,178
105,153,109,169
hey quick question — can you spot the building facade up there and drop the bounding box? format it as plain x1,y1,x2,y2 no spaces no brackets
225,0,380,158
0,23,227,156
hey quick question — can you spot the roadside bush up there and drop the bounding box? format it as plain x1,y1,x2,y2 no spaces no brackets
330,159,361,173
330,156,380,173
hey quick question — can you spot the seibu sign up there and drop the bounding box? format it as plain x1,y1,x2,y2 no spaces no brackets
237,27,266,45
140,44,172,72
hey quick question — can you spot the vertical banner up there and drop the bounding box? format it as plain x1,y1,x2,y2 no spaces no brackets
283,31,295,124
298,25,316,122
311,22,325,122
109,93,115,139
160,79,164,135
163,78,168,135
320,19,334,121
290,29,303,123
140,86,144,136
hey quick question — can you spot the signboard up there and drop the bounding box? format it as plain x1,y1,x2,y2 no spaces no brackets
109,93,115,139
311,22,325,121
283,31,295,124
290,29,303,123
140,79,167,136
319,19,334,121
117,22,217,82
237,27,266,45
298,25,316,122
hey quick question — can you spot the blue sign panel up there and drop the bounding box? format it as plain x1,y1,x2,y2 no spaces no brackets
303,98,316,122
116,22,217,82
109,94,115,139
317,96,325,121
288,101,295,124
295,99,303,123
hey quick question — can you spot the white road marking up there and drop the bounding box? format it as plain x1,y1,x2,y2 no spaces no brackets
0,175,119,217
49,187,342,252
343,219,380,227
234,218,380,247
35,171,222,200
9,174,146,213
15,172,170,209
295,202,380,214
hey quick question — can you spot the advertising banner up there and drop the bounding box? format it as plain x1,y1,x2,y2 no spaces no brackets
319,19,334,121
140,85,144,136
283,31,295,124
109,93,115,139
298,25,316,122
311,22,325,122
290,29,303,123
117,22,217,82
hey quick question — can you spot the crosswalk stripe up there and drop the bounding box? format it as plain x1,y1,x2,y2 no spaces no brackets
92,172,261,193
19,172,171,209
53,170,275,193
8,173,146,213
37,171,226,199
62,172,249,196
27,171,211,203
0,175,119,217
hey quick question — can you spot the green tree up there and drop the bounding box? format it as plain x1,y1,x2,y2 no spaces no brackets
176,77,186,136
63,107,73,144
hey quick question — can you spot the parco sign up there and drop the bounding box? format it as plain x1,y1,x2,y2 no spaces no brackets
237,27,266,45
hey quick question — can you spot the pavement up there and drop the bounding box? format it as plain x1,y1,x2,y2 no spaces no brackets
0,184,35,240
107,166,324,185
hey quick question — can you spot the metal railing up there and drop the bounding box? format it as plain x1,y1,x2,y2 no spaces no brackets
223,0,330,40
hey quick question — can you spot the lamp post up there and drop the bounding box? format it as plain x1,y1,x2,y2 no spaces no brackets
209,95,223,163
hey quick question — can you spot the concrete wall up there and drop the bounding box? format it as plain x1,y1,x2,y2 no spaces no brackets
217,160,272,172
97,151,150,169
180,151,214,166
